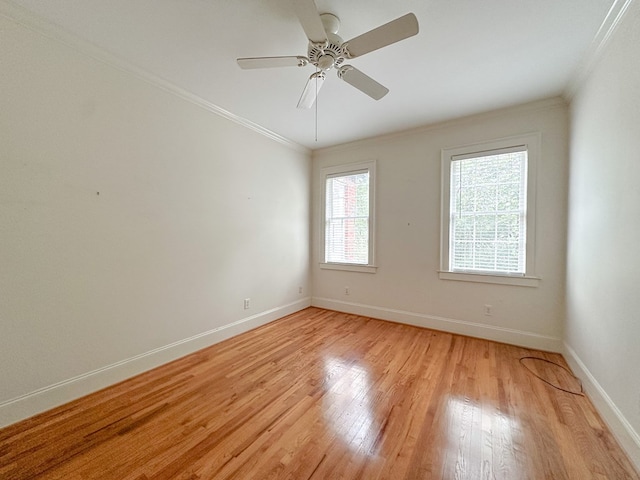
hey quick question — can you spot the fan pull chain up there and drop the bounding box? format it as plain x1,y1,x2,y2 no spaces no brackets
315,67,319,142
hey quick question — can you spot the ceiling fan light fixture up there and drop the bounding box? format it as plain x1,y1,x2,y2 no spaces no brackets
317,54,335,70
320,13,340,35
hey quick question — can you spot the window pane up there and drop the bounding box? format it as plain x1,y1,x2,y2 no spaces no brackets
497,183,520,211
325,171,370,264
450,150,527,274
475,185,496,212
496,214,519,240
475,242,496,270
453,241,473,269
454,215,474,240
475,214,496,241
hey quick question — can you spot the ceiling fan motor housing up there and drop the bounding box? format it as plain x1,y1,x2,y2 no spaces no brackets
308,32,345,71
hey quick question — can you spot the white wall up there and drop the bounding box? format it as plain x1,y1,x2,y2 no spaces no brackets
0,14,310,426
5,3,638,470
311,99,569,351
565,0,640,466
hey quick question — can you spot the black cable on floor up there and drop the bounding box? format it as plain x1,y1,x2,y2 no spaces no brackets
519,356,585,396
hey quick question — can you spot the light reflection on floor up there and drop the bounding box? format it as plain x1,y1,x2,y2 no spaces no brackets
443,395,522,476
322,357,379,455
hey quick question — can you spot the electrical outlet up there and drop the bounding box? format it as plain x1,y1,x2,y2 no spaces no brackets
243,298,250,310
298,286,303,294
344,286,350,295
484,304,492,316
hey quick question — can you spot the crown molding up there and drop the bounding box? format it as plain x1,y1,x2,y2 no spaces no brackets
564,0,635,100
0,0,310,155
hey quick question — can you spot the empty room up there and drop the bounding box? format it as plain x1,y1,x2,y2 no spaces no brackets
1,0,639,478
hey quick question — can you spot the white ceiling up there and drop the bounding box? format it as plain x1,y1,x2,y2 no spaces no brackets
9,0,614,149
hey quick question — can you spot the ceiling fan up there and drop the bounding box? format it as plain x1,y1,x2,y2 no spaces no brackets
237,0,419,108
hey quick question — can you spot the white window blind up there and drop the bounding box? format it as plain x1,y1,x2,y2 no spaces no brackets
325,170,370,265
449,147,528,275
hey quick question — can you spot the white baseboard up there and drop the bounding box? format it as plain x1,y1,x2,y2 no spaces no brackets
311,297,563,352
563,342,640,471
0,298,311,428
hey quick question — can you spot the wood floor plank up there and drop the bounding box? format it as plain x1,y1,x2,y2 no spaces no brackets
0,307,638,479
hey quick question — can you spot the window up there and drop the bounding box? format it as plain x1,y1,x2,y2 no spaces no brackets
440,134,539,287
321,161,376,273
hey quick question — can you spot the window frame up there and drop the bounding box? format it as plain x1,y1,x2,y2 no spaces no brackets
439,133,540,287
320,160,377,274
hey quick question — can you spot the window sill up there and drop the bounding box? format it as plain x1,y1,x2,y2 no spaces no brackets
320,263,377,274
438,271,540,287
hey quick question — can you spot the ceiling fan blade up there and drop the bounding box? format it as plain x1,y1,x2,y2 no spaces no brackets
297,71,326,109
294,0,328,44
237,56,309,69
338,66,389,100
344,13,419,58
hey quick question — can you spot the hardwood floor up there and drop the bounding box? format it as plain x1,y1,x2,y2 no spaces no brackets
1,307,637,479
